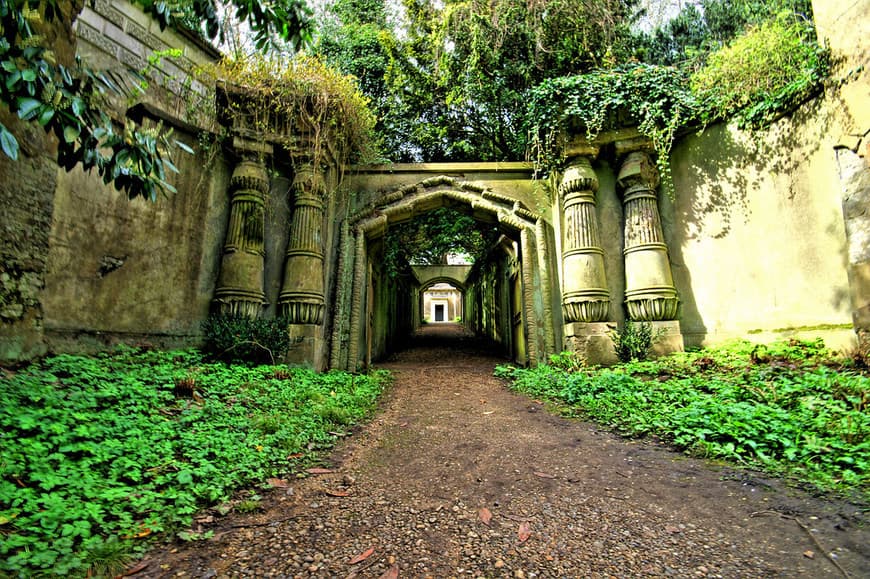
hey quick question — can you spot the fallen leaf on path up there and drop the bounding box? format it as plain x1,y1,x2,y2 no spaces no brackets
120,560,150,576
518,521,531,543
267,478,288,488
306,468,334,475
324,488,350,497
803,550,815,559
379,564,399,579
348,547,375,565
478,507,492,526
533,471,556,479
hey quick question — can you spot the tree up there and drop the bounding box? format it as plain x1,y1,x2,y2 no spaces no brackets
312,0,641,163
633,0,815,65
313,0,406,159
383,208,500,277
0,0,312,201
383,0,641,161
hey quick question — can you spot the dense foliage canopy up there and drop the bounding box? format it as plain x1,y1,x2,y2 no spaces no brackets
382,207,501,277
312,0,828,170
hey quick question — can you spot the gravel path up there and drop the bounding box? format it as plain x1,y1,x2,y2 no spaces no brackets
138,324,869,578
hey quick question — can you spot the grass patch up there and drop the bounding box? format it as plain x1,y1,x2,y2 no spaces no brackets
0,347,390,577
496,339,869,499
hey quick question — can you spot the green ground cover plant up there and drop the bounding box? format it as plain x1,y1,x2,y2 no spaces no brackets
495,339,869,498
0,347,389,577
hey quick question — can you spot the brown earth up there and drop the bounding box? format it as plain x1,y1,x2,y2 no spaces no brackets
135,323,869,578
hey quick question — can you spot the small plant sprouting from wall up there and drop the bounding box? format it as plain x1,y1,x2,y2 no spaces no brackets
610,321,663,362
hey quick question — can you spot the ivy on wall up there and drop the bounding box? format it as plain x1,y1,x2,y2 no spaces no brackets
526,63,697,177
525,9,830,180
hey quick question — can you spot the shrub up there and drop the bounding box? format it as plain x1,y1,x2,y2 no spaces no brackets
201,314,291,364
690,14,829,128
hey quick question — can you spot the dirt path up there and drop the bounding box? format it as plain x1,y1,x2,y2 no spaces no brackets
139,324,869,578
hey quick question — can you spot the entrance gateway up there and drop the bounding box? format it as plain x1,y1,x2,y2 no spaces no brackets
324,150,684,371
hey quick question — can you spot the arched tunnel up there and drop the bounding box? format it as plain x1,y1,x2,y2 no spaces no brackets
365,215,529,365
327,170,562,371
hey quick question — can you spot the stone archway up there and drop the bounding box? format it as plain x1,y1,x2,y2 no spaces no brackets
413,267,470,326
328,175,560,371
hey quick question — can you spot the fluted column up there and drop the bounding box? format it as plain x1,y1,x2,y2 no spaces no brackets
559,156,610,322
213,158,268,317
278,164,326,324
617,151,679,321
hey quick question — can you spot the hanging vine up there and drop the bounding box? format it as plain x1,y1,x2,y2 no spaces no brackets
525,63,699,186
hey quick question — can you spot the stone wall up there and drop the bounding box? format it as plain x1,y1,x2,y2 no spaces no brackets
465,245,517,360
0,0,232,360
812,0,870,347
0,1,82,361
665,114,854,349
2,0,867,365
38,1,230,353
652,0,870,350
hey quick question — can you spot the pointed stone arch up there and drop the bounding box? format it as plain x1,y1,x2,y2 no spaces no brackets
329,175,559,370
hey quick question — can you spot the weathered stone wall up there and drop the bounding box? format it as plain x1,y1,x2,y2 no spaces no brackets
0,0,233,360
665,116,854,349
655,0,870,350
0,0,82,361
42,140,230,351
465,245,517,360
812,0,870,347
38,0,230,353
0,112,59,360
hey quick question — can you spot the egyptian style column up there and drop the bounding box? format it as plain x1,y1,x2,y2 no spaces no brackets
213,158,268,317
616,150,679,321
559,155,610,323
278,164,326,324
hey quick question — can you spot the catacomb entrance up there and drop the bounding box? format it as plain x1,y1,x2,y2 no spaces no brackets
327,168,561,371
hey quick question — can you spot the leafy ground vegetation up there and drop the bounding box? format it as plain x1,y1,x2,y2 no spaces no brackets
0,348,389,577
496,339,869,499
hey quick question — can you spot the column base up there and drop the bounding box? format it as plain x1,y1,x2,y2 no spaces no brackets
285,324,325,369
563,322,618,366
649,320,684,358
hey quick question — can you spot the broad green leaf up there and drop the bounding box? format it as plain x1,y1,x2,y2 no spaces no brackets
70,98,85,117
38,107,55,126
175,140,194,154
62,125,80,143
16,97,41,119
0,123,19,160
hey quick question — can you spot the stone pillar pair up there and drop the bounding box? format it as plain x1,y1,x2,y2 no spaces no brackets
213,157,327,358
559,145,682,362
